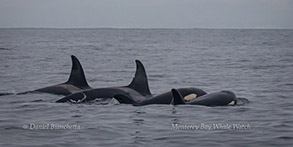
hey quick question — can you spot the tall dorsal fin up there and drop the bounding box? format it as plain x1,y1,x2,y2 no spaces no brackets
65,55,90,88
127,60,152,96
171,89,185,105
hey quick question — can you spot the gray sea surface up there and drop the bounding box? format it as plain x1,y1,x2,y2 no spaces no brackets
0,28,292,147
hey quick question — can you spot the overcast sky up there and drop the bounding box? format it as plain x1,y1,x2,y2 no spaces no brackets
0,0,292,29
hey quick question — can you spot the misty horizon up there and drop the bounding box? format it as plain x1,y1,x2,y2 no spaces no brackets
1,0,293,29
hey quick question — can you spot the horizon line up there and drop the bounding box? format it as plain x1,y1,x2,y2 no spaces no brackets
0,27,292,30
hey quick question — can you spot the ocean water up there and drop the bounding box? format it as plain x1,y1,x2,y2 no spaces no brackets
0,28,292,146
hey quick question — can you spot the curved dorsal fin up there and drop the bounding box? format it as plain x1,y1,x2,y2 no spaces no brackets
65,55,90,88
114,94,136,104
171,89,185,105
127,60,152,96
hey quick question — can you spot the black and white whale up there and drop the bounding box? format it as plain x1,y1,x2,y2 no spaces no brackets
56,60,152,103
20,55,91,96
172,89,237,106
113,87,207,106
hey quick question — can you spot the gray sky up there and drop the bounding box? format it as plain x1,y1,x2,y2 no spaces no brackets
0,0,293,29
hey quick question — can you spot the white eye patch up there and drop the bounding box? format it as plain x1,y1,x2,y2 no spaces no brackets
228,101,235,106
184,93,197,101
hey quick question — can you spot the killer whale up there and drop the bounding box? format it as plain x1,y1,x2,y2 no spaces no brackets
172,89,237,106
21,55,91,95
113,87,207,106
56,60,152,103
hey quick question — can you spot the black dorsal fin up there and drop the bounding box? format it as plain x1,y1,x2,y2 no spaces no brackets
65,55,90,88
127,60,152,96
171,89,185,105
114,94,136,104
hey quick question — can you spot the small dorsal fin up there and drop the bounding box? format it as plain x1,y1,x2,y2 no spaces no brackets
65,55,90,88
113,94,136,104
171,89,185,105
127,60,151,96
